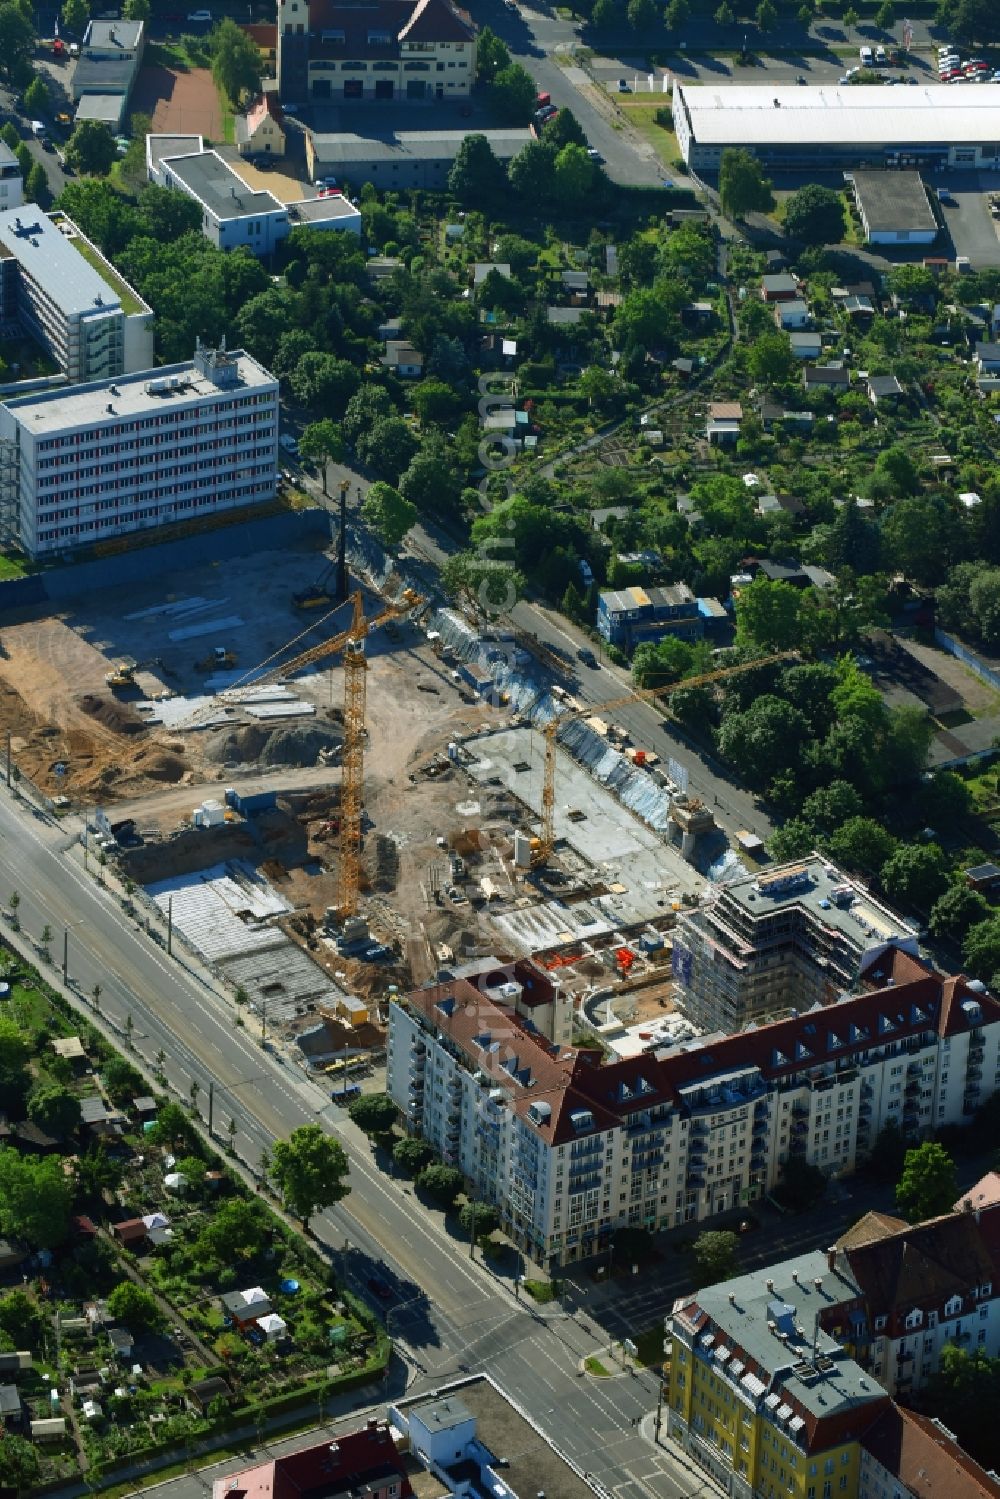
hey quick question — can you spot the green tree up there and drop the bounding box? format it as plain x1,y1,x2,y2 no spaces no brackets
346,1092,398,1136
440,552,524,613
107,1280,162,1330
748,330,796,386
632,635,697,687
879,495,952,586
74,1143,123,1201
270,1123,350,1229
929,883,991,942
210,17,261,105
0,5,34,83
895,1141,958,1223
475,25,510,83
718,148,773,218
553,142,594,208
447,133,506,207
356,417,418,484
692,1230,739,1287
0,1019,29,1112
665,0,690,27
24,159,47,205
102,1054,143,1105
341,384,394,445
416,1162,465,1206
879,843,949,912
61,0,89,34
717,695,810,786
14,140,30,181
715,1,735,21
843,5,860,26
459,1200,500,1238
410,379,464,427
0,122,18,152
0,1289,44,1349
734,579,802,651
23,75,48,117
545,108,588,152
873,445,920,497
149,1100,199,1153
298,419,345,475
64,119,117,176
393,1136,435,1174
0,1149,72,1248
492,63,537,125
27,1083,81,1139
0,1431,40,1493
508,139,557,205
963,917,1000,987
782,183,845,246
776,1155,827,1211
756,0,777,28
875,0,894,24
628,0,657,25
800,780,863,835
196,1197,268,1262
826,816,897,876
399,441,462,516
615,285,683,352
769,818,815,862
289,352,359,416
123,0,150,18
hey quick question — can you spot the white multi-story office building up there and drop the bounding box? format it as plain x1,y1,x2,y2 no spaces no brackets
0,207,153,384
387,952,1000,1269
0,342,278,558
672,856,920,1035
0,144,22,212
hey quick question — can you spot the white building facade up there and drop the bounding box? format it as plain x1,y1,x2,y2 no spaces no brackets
388,959,1000,1269
0,343,278,558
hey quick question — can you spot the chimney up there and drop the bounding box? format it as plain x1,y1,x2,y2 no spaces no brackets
729,1292,736,1306
826,1247,836,1273
766,1279,775,1293
814,1278,823,1291
792,1271,799,1285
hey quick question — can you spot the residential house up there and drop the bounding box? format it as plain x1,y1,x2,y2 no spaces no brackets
546,305,584,327
833,1208,1000,1397
774,298,810,331
761,272,800,302
70,18,146,130
561,269,590,302
386,941,990,1269
50,1035,87,1071
0,1351,31,1378
381,339,423,377
187,1377,233,1414
112,1218,148,1249
589,505,630,531
597,583,702,650
672,356,694,379
765,249,789,271
966,864,1000,897
867,374,905,405
473,262,511,287
804,363,850,393
666,1253,891,1499
377,316,403,341
682,301,715,330
221,1287,273,1329
107,1326,134,1361
976,341,1000,375
789,330,822,360
236,93,287,159
0,1384,23,1429
844,293,876,322
861,1405,1000,1499
276,0,475,107
0,1238,26,1271
706,400,742,446
211,1422,412,1499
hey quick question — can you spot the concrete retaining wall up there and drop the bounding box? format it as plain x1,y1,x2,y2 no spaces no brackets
934,627,1000,693
0,509,334,613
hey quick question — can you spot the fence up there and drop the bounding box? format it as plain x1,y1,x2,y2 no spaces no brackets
934,628,1000,693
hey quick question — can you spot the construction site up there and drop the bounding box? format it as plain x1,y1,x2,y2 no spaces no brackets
0,517,751,1080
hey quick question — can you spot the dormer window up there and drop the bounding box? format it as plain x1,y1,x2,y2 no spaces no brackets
905,1308,923,1330
368,28,392,43
874,1315,886,1331
945,1296,963,1318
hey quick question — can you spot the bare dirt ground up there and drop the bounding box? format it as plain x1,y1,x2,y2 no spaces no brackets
897,635,1000,719
132,64,223,139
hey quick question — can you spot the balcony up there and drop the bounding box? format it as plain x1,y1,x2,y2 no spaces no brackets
408,1078,424,1096
686,1173,705,1189
568,1171,602,1195
968,1044,985,1063
966,1066,983,1082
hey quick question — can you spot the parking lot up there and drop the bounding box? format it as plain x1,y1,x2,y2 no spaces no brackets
932,170,1000,266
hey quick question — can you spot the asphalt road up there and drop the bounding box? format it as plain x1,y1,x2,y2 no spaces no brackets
0,783,699,1498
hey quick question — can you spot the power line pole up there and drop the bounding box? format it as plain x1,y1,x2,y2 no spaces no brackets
166,895,173,957
62,927,68,985
208,1081,214,1137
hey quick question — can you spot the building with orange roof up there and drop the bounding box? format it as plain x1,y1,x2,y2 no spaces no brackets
236,93,287,159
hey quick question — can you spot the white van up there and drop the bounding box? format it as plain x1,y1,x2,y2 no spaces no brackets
859,45,874,66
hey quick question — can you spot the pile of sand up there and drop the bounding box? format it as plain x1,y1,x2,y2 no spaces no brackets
79,694,145,736
206,720,344,770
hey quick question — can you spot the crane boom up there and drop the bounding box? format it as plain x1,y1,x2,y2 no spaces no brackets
535,650,798,865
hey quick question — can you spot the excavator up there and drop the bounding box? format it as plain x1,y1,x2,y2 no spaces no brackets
293,562,337,611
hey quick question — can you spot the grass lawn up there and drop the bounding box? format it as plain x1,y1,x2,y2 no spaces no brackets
634,1324,668,1368
584,1355,612,1376
617,102,681,174
67,234,146,316
0,553,27,580
146,41,190,70
523,1278,558,1303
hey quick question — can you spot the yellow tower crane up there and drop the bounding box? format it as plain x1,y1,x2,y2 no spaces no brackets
193,585,422,918
534,650,798,866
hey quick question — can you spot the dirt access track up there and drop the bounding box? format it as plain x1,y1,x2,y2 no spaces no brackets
131,62,222,139
0,539,485,808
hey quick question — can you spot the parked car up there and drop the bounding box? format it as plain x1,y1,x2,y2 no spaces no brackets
577,646,598,668
586,147,603,161
187,9,212,19
937,187,955,204
617,78,630,92
367,1278,394,1303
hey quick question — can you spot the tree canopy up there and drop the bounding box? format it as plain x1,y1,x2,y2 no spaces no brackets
210,17,262,105
270,1124,350,1229
0,1149,73,1248
64,120,117,177
782,184,846,246
895,1141,958,1223
718,148,773,218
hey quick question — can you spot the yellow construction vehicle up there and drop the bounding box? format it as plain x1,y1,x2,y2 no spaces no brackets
293,563,337,610
105,662,135,691
195,646,237,672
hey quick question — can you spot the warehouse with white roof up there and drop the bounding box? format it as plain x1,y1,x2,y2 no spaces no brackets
673,82,1000,171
